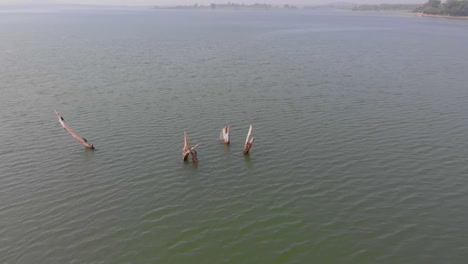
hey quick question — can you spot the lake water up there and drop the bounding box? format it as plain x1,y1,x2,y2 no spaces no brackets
1,8,468,263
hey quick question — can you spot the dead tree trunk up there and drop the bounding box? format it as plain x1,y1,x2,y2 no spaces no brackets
182,131,199,163
55,110,94,149
219,125,230,144
243,124,254,154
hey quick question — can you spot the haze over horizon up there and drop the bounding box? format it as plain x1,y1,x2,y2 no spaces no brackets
0,0,426,7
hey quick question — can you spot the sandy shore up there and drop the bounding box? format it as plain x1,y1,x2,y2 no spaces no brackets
415,13,468,19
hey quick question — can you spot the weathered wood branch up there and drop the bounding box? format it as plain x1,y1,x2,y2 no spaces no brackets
183,132,190,160
190,148,198,163
219,125,230,144
243,124,254,154
55,110,94,149
182,131,199,163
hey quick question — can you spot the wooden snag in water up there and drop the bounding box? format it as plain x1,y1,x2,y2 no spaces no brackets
183,132,190,160
219,125,230,144
55,110,94,149
243,124,254,154
182,131,199,163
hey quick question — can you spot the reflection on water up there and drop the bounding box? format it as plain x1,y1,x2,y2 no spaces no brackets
244,153,251,168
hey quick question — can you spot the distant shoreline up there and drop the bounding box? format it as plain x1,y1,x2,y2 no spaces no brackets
352,10,413,14
353,9,468,20
152,7,298,12
415,13,468,19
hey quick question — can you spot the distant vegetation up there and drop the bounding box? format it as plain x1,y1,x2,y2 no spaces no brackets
152,1,467,16
414,0,468,16
352,4,422,11
304,3,355,10
154,3,297,10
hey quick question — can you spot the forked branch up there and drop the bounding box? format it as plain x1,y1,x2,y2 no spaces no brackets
243,124,254,154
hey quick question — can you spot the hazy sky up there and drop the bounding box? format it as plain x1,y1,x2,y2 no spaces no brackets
0,0,426,6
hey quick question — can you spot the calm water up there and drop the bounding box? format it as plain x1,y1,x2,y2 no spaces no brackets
1,8,468,263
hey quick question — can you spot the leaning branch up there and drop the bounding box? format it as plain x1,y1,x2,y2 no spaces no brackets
55,110,94,149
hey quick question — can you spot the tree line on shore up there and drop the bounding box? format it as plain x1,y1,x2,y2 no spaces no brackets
155,3,297,10
352,4,421,11
414,0,468,16
153,1,467,16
